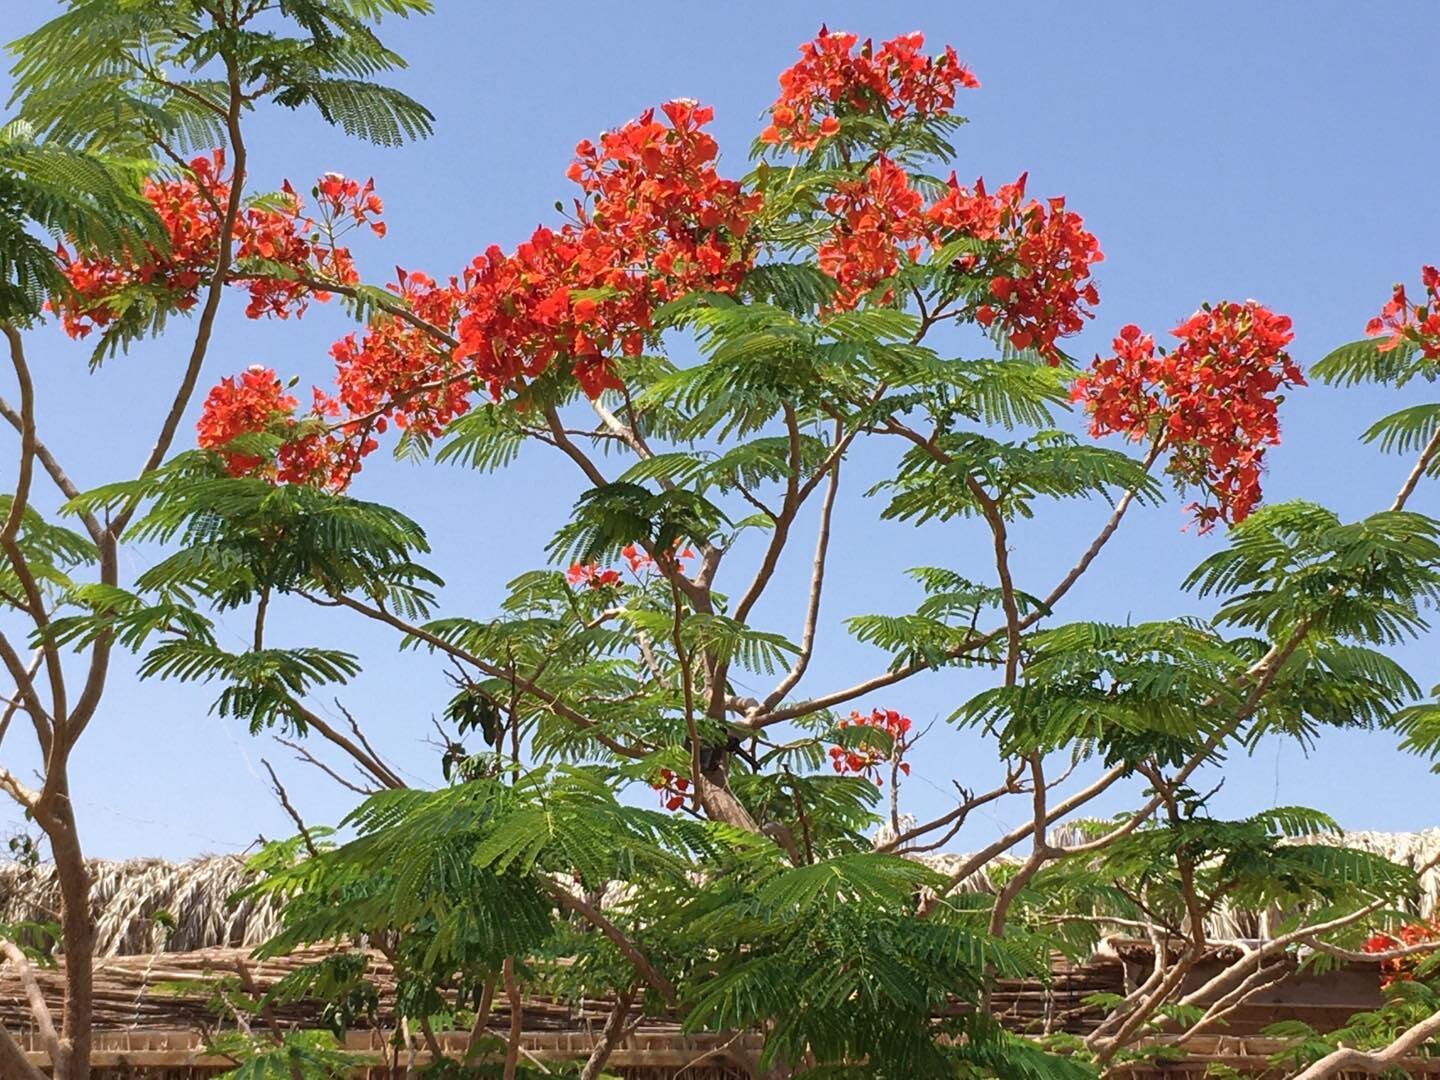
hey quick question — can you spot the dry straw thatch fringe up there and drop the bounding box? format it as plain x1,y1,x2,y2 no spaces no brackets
927,825,1440,942
1325,827,1440,915
0,855,280,956
0,828,1436,960
1204,827,1440,941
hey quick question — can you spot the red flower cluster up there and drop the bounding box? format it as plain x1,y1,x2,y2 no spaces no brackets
315,173,386,238
196,366,295,475
565,562,622,590
815,165,1102,362
1366,265,1440,361
758,28,1098,356
827,708,912,786
620,542,696,574
932,173,1103,363
53,151,381,337
760,28,979,151
204,265,467,504
1072,302,1303,531
1363,920,1440,988
979,198,1102,362
818,156,927,308
455,99,760,399
327,269,467,440
650,767,690,812
195,366,355,487
199,100,761,488
925,174,1016,242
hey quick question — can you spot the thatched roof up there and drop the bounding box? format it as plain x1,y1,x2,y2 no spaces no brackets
1321,827,1440,914
0,856,278,956
938,826,1440,939
1,828,1436,962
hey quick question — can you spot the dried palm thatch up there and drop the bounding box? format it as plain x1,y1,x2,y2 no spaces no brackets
924,827,1440,943
1203,828,1440,941
0,856,281,956
1326,827,1440,915
0,828,1434,961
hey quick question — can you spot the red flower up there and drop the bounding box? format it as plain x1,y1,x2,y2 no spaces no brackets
760,28,978,152
565,563,622,590
453,100,761,400
196,365,299,477
1363,919,1440,988
826,708,913,786
621,544,652,573
1366,265,1440,361
1072,302,1303,531
817,156,928,309
650,767,690,812
928,172,1103,363
52,152,380,337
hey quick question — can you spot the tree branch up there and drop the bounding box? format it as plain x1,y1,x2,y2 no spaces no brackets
319,593,648,760
579,984,638,1080
260,758,318,857
547,885,677,1007
1292,1007,1440,1079
288,699,405,791
0,939,63,1070
759,422,841,712
0,396,102,544
0,1017,46,1080
1393,425,1440,512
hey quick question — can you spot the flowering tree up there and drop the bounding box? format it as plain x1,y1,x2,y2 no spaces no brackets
10,16,1440,1079
0,3,433,1078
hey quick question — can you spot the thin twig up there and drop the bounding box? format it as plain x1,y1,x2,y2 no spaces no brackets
260,759,318,858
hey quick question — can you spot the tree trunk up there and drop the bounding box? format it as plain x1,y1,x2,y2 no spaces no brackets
44,791,93,1080
579,985,635,1080
696,767,759,832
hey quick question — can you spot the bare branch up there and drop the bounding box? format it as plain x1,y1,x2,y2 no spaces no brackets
288,699,405,790
260,759,318,858
319,593,648,760
932,763,1130,902
0,325,69,735
1175,959,1292,1048
579,984,638,1080
1033,441,1162,621
0,396,102,544
0,767,41,812
1175,849,1440,1013
1393,426,1440,512
274,736,374,795
502,957,522,1080
1293,1007,1440,1080
0,1017,46,1080
547,885,678,1006
0,324,35,547
760,423,841,711
0,939,62,1069
0,651,42,750
987,755,1049,936
0,635,51,748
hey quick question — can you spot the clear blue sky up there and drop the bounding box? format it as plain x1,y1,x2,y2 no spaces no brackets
3,3,1439,859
